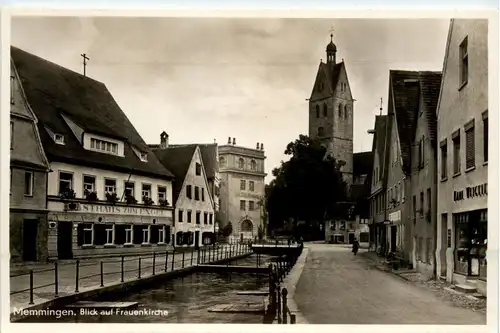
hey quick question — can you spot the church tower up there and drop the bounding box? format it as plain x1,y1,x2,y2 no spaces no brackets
308,33,354,186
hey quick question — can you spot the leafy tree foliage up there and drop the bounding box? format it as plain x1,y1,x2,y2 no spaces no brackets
266,135,348,233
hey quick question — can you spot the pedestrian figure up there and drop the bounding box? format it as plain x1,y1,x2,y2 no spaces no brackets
352,238,359,255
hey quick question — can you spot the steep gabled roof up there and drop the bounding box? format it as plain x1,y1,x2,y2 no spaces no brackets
418,72,442,143
152,145,197,204
374,116,388,167
310,61,344,98
11,46,174,179
353,151,373,177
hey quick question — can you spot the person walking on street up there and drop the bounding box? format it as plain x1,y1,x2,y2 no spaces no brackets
352,238,359,255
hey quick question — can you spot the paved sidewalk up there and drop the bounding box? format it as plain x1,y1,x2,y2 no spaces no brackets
294,243,486,325
10,244,249,312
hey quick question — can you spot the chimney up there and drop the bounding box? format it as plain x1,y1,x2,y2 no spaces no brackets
228,137,231,144
256,142,260,149
232,138,236,145
160,131,169,149
260,143,264,150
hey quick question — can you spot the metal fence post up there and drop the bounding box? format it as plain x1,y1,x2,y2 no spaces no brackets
291,314,296,324
152,252,156,275
75,260,80,293
171,250,175,271
100,261,104,287
138,257,142,279
282,288,288,324
277,285,281,323
197,248,201,265
165,251,168,272
29,270,34,305
182,251,185,268
191,250,194,266
54,262,59,298
121,256,125,282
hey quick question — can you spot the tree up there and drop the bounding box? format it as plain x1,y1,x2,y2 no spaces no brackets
222,222,233,238
266,135,348,236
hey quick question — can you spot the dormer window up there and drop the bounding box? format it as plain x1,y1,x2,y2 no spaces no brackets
140,152,148,162
54,134,65,145
90,138,118,154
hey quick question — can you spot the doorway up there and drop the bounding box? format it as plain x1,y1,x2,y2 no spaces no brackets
390,226,397,253
195,231,200,249
440,214,448,277
348,233,355,244
23,219,38,261
57,222,73,259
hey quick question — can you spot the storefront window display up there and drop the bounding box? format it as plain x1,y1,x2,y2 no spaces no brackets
454,210,487,276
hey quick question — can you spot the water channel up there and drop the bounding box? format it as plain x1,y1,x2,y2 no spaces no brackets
23,254,275,323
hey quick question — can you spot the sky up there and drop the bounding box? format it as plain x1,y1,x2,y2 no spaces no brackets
11,17,450,183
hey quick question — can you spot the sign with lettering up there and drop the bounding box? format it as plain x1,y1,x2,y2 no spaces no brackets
79,204,170,217
454,183,487,202
389,211,401,222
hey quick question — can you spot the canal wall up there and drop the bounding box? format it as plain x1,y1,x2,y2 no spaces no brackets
11,252,253,322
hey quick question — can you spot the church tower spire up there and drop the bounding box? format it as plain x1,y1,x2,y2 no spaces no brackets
326,33,337,64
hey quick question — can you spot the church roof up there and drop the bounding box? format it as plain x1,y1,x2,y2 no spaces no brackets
326,41,337,52
11,46,174,179
152,145,198,204
389,70,442,174
319,62,344,93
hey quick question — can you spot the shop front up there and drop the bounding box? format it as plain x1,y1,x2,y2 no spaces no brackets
47,200,174,260
454,209,487,278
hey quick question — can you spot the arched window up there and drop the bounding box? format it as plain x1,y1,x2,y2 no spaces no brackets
344,105,348,119
238,158,245,169
250,160,257,171
323,104,328,117
317,126,324,137
241,220,253,232
315,105,320,118
338,104,343,118
219,156,226,167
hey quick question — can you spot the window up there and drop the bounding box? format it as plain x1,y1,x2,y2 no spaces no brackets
142,226,150,244
465,120,475,170
250,160,257,171
10,75,15,104
105,225,114,245
201,188,205,201
10,122,13,149
125,225,133,244
219,156,226,167
240,200,246,211
440,140,448,180
196,162,202,176
209,214,213,225
338,104,343,118
196,211,201,224
453,131,461,175
24,172,33,196
186,185,192,199
140,152,148,162
178,210,184,222
249,201,255,211
240,180,246,190
204,212,208,224
158,226,165,243
77,223,94,246
483,112,488,162
59,172,73,195
459,36,468,87
104,178,116,194
90,138,118,154
238,158,245,169
344,105,348,119
194,186,200,200
83,175,95,194
420,192,424,218
316,105,320,118
249,181,255,192
395,185,399,204
54,134,65,145
187,211,192,223
158,186,167,202
317,127,324,136
142,184,152,200
323,104,327,117
124,181,135,197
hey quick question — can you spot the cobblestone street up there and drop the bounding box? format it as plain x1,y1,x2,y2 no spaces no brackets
294,244,486,325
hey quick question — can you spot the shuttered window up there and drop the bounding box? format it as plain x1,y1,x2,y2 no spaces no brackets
465,120,475,170
440,140,447,179
452,131,461,174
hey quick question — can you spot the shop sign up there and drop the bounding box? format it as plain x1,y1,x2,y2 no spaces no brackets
79,203,170,217
454,183,487,202
389,210,401,222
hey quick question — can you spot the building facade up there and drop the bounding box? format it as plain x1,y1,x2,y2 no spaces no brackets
218,138,266,242
436,19,488,295
10,59,51,263
152,140,215,248
308,34,354,186
11,46,175,260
